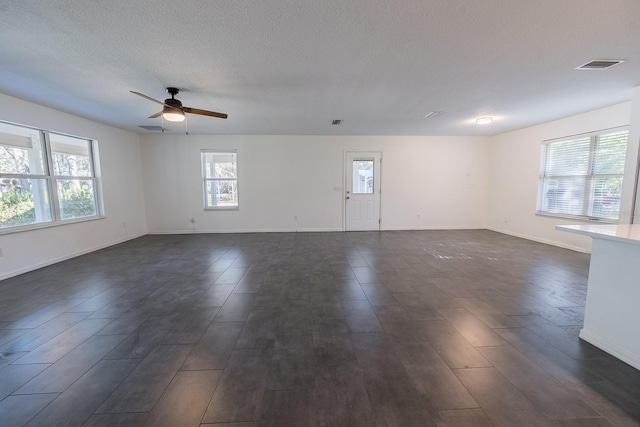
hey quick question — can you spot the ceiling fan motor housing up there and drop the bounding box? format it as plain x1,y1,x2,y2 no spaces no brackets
164,98,183,109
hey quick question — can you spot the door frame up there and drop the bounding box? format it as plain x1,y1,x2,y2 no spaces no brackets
343,150,383,231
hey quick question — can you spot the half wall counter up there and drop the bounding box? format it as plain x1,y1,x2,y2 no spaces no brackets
556,224,640,370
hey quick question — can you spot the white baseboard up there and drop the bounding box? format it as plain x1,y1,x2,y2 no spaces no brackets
579,329,640,371
486,227,589,253
381,226,484,231
0,232,147,281
149,226,485,234
148,227,344,234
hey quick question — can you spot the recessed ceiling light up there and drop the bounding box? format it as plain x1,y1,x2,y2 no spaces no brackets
424,111,443,118
476,117,493,125
576,60,625,70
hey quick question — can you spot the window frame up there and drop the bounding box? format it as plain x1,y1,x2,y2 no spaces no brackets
49,132,100,221
201,150,239,210
0,120,103,234
536,126,628,223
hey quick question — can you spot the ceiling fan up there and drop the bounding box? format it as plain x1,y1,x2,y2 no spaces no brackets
130,87,227,122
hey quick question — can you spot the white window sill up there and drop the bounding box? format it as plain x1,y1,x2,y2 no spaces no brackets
204,207,239,211
535,211,618,224
0,215,106,235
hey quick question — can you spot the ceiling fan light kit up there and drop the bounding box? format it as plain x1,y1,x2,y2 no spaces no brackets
161,88,186,122
162,107,185,122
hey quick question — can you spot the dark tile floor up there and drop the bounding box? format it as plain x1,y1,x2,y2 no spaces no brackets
1,230,639,426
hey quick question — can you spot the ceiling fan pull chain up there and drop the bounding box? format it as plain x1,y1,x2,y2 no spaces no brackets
185,115,189,135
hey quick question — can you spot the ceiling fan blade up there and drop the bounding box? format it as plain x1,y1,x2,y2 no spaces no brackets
183,106,228,119
148,111,163,119
130,91,166,106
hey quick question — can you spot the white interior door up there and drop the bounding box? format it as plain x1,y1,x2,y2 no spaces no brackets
345,151,381,231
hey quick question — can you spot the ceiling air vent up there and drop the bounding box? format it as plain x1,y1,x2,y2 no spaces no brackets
331,119,343,125
138,125,166,131
576,60,625,70
424,111,443,118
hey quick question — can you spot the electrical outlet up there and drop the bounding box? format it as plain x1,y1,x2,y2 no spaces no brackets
504,217,509,223
0,248,4,257
294,216,298,221
122,222,126,228
190,218,195,224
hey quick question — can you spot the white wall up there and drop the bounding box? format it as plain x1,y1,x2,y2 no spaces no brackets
487,102,633,252
141,134,489,233
0,93,147,280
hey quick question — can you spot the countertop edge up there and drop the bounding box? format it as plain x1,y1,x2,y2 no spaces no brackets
556,224,640,246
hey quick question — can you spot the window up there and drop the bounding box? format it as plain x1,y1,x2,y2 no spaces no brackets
352,160,374,194
0,121,101,231
537,127,628,221
202,151,238,209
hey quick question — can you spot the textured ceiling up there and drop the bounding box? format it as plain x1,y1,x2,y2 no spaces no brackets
1,0,639,135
